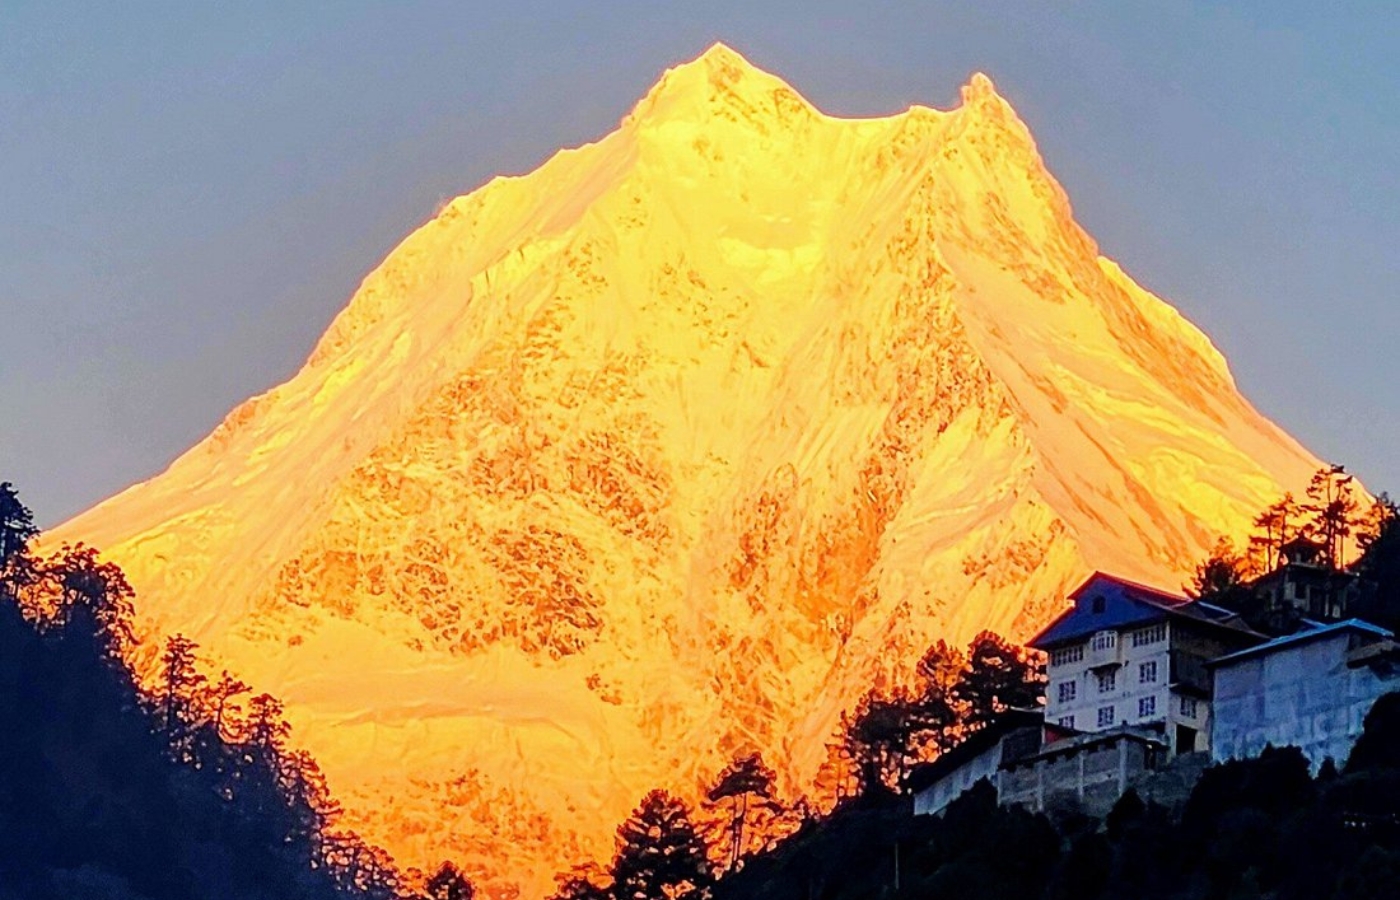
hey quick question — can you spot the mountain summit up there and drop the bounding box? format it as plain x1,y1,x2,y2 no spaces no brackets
54,46,1318,896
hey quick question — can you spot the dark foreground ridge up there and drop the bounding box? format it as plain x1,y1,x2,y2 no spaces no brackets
0,482,469,900
711,728,1400,900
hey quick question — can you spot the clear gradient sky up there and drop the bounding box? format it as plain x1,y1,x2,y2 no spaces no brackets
2,1,1397,526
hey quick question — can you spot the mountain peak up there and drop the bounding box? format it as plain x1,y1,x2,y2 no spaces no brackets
627,41,807,126
681,41,771,86
961,71,1001,104
696,40,749,67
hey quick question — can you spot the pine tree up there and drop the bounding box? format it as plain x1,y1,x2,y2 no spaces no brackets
1303,465,1360,570
424,860,474,900
1186,538,1252,602
46,543,135,659
611,790,711,900
845,693,920,794
1252,493,1300,571
0,481,38,567
246,692,292,760
704,752,777,871
160,633,207,739
953,631,1045,731
912,639,966,753
210,669,251,740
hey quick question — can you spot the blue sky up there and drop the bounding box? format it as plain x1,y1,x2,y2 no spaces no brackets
2,1,1397,525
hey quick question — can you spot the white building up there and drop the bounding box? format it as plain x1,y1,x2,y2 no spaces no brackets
1210,619,1400,769
908,710,1042,816
1031,573,1262,757
997,725,1171,818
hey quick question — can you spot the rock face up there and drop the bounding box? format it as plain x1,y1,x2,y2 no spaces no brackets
54,44,1318,897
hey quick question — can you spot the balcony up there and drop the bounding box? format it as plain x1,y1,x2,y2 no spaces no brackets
1086,631,1122,669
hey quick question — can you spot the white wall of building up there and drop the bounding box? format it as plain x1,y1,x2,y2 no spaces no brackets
1045,622,1173,735
912,741,1004,816
1212,630,1400,769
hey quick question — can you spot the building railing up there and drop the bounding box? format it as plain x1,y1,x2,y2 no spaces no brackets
1087,631,1122,669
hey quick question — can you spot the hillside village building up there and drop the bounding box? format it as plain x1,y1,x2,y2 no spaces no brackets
995,725,1180,818
912,569,1400,820
907,710,1043,817
913,573,1263,819
1248,536,1368,625
1032,573,1261,756
1210,618,1400,769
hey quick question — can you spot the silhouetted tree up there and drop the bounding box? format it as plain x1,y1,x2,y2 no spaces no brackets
424,861,474,900
705,752,777,871
1356,494,1397,554
1252,493,1301,572
210,668,252,739
953,631,1045,730
321,830,401,898
0,481,37,566
1304,465,1361,570
1354,496,1400,630
912,639,965,753
1104,788,1146,843
247,692,292,759
0,481,411,898
160,633,207,753
549,865,612,900
1187,538,1253,601
845,693,921,794
1346,692,1400,774
45,543,135,658
812,726,860,806
611,790,711,900
280,748,343,848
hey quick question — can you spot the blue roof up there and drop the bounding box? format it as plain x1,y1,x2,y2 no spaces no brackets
1208,618,1393,667
1028,572,1190,649
1028,572,1252,650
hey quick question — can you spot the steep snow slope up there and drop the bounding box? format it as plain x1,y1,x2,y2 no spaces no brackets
54,45,1319,897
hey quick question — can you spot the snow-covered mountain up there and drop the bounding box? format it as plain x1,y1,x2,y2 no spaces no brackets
54,44,1319,897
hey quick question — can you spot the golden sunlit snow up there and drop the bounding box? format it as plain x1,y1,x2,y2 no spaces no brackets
53,44,1320,897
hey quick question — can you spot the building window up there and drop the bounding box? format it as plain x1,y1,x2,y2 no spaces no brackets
1091,631,1117,651
1050,645,1084,666
1139,661,1158,684
1057,681,1077,703
1139,696,1157,718
1091,595,1106,614
1058,716,1075,729
1132,623,1167,647
1179,696,1198,719
1097,706,1115,728
1097,671,1116,693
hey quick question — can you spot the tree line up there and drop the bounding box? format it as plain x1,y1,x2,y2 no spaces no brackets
554,688,1400,900
1188,464,1400,632
711,693,1400,900
0,482,471,900
546,631,1045,900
